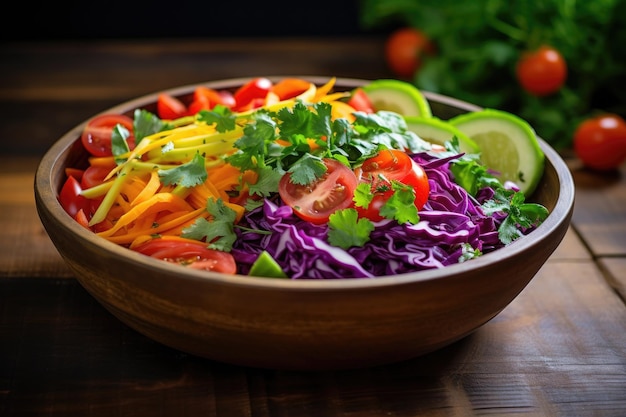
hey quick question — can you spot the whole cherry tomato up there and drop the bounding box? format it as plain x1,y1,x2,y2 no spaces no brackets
385,27,435,79
573,113,626,171
516,45,567,96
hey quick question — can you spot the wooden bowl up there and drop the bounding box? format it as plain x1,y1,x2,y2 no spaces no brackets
34,77,575,370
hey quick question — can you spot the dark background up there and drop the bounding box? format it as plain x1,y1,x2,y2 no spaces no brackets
6,1,385,41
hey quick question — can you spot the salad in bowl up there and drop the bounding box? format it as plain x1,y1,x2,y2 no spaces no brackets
58,77,549,280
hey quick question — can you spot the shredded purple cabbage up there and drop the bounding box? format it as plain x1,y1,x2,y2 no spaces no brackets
231,151,532,279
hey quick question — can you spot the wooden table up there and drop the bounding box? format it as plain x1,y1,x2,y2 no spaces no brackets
2,38,626,416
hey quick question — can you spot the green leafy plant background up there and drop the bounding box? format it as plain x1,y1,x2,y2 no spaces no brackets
358,0,626,150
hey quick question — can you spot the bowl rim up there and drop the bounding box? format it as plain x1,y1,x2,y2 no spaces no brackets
35,76,575,291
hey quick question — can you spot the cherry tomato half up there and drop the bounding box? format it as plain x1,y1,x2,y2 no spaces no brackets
157,93,188,120
80,165,114,189
278,159,358,224
516,45,567,96
233,77,273,111
573,113,626,171
133,238,237,274
355,149,429,221
81,114,135,157
385,27,435,79
59,175,90,218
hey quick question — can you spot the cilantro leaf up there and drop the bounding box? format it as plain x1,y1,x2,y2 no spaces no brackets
133,108,166,141
327,208,374,249
248,166,283,197
158,152,207,187
458,243,482,263
196,105,236,132
352,182,374,209
378,181,420,225
482,189,549,244
182,198,237,251
287,153,327,185
352,111,431,153
227,113,277,171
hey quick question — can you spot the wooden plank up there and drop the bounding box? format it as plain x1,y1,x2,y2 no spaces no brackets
1,260,624,416
570,160,626,257
599,257,626,301
548,227,591,262
0,157,72,277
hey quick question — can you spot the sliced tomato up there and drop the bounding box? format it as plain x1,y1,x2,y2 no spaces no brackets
133,238,237,274
187,94,210,115
157,93,188,119
81,114,135,157
74,209,90,229
59,175,91,218
355,149,429,221
233,77,272,111
347,88,375,113
278,159,358,224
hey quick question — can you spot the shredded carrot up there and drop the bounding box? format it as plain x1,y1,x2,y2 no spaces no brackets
97,193,193,238
131,170,161,206
110,208,209,246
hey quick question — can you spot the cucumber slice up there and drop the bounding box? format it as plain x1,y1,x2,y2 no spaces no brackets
248,250,288,278
404,116,479,154
449,109,545,195
362,79,432,117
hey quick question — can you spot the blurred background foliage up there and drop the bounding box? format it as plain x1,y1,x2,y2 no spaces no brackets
358,0,626,150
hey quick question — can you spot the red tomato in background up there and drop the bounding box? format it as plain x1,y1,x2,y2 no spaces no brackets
347,88,375,113
81,114,135,157
133,238,237,274
516,45,567,96
278,159,358,224
233,77,272,111
355,149,429,221
574,113,626,171
385,27,435,79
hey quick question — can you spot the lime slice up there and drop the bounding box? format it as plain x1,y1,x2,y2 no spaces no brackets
449,109,545,195
404,116,480,154
248,250,288,278
362,79,432,117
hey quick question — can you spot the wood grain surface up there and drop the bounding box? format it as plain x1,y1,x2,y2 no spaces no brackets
1,38,625,416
